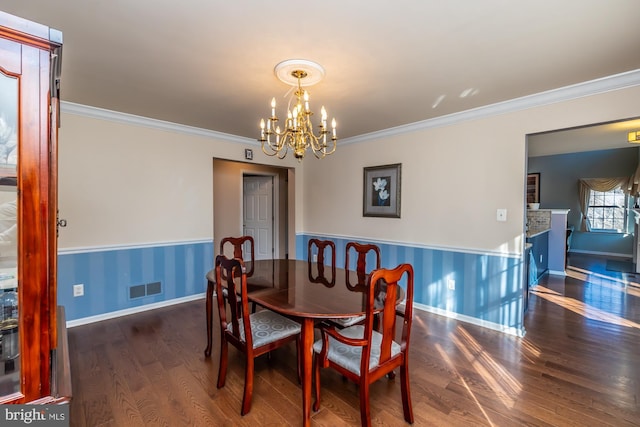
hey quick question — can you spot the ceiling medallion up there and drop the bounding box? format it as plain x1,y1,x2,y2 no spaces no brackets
259,59,337,160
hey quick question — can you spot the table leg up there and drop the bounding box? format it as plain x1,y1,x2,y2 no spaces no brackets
300,318,314,427
204,280,214,357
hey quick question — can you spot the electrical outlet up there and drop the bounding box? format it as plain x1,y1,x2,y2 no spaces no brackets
496,209,507,222
447,278,455,290
73,283,84,297
539,254,543,263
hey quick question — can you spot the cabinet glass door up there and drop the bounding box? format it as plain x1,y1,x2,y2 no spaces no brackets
0,71,19,396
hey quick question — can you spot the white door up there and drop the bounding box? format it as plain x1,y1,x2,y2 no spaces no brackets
243,175,274,260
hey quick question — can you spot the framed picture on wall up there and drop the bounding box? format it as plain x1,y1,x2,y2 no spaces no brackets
527,173,540,203
363,163,401,218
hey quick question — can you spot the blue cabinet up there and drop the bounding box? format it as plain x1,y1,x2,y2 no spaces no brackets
527,231,549,285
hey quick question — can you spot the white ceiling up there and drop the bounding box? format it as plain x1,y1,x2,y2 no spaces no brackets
1,1,640,143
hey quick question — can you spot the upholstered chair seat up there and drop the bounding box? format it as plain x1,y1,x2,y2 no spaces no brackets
313,325,401,375
227,309,301,349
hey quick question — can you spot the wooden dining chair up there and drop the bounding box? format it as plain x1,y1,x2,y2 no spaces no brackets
313,263,414,427
215,255,301,415
329,242,381,328
219,235,258,312
345,241,381,290
220,235,255,276
308,238,336,287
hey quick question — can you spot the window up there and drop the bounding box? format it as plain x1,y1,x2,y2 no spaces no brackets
587,188,627,232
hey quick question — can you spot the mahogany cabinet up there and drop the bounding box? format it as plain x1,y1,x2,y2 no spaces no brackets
0,11,67,404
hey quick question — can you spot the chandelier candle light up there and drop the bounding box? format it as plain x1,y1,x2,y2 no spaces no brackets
259,59,337,160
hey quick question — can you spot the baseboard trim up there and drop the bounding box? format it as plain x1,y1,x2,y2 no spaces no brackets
569,249,632,258
413,302,525,337
66,293,205,328
548,269,567,276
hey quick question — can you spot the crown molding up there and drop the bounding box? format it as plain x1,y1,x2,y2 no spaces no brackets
61,69,640,145
341,68,640,145
60,101,257,145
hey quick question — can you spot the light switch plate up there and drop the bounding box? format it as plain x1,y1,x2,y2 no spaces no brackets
497,209,507,222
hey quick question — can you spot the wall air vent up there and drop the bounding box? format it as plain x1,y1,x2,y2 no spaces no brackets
129,284,146,299
129,281,162,299
146,281,161,296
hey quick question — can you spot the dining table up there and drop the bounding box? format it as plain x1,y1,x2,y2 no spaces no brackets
205,258,402,427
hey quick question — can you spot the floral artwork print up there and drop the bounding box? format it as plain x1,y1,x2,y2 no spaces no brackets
371,176,391,206
363,164,401,218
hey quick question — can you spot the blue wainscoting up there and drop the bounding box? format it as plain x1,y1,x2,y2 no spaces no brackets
297,234,525,335
58,240,214,322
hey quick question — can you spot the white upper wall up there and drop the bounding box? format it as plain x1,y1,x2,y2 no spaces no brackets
57,111,301,249
57,83,640,255
303,85,640,256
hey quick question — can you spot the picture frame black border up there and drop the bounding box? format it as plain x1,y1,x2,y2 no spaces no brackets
363,163,401,218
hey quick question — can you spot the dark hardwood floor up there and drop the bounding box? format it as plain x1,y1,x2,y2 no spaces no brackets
67,255,640,426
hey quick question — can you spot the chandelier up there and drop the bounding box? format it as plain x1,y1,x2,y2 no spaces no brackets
259,60,337,160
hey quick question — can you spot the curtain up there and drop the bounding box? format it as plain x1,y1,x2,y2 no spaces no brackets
577,160,640,231
578,169,640,231
578,180,592,232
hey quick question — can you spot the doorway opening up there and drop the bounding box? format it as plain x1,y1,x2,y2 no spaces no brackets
212,158,294,260
525,117,640,279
